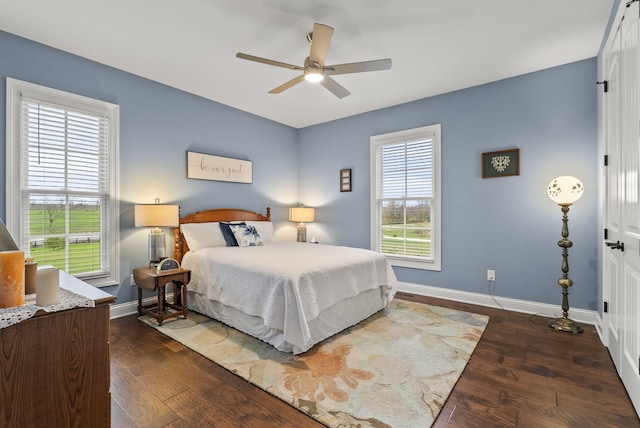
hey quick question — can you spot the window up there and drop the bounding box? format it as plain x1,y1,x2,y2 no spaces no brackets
6,78,120,287
370,124,441,270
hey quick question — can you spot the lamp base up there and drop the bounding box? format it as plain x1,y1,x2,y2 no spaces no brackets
296,223,307,242
548,316,583,333
148,228,166,265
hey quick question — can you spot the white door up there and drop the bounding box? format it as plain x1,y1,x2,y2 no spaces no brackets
604,1,640,414
604,20,622,368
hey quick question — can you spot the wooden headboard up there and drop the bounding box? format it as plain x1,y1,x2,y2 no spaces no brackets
173,207,271,262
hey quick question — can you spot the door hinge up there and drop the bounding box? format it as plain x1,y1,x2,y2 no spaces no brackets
597,80,609,93
604,301,608,313
604,155,609,166
604,228,609,240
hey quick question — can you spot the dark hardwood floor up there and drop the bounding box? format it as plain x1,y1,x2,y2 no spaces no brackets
110,292,640,427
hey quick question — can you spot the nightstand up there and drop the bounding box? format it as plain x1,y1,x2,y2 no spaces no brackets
133,267,191,325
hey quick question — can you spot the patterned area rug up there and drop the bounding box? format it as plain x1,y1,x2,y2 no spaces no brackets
140,299,488,427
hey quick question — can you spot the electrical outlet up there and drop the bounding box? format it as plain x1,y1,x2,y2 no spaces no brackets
487,269,496,281
130,273,135,286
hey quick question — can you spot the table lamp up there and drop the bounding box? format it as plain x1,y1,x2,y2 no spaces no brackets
135,200,179,266
289,206,315,242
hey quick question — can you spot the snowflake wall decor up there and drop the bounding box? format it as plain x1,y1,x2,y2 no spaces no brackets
491,155,510,172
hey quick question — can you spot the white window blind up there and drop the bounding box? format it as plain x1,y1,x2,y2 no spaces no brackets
370,124,441,271
6,78,120,286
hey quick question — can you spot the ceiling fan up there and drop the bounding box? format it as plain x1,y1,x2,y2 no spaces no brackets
236,23,392,98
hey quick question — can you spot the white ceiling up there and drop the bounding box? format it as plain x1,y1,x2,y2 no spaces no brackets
0,0,614,129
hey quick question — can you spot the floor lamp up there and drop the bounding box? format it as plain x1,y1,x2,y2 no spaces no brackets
547,176,584,333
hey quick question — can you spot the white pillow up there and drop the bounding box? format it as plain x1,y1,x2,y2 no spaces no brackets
245,221,276,242
180,222,227,251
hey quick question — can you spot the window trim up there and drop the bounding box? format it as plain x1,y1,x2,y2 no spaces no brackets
6,78,120,287
370,124,441,271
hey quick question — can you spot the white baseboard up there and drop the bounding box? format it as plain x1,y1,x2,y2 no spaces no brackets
111,282,600,330
110,297,153,319
397,281,599,327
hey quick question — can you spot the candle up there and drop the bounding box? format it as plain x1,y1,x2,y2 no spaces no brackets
0,250,25,308
36,267,60,306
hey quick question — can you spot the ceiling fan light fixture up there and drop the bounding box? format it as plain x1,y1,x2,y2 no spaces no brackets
304,69,324,82
236,23,391,98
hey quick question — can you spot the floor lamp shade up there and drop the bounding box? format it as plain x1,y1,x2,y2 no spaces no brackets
289,207,315,242
547,176,584,205
135,204,179,264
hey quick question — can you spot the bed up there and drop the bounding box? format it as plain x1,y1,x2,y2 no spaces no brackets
173,207,398,354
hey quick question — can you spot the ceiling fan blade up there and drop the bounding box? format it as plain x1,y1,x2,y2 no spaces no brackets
320,75,351,99
236,52,302,71
268,74,306,94
327,58,392,76
309,23,334,65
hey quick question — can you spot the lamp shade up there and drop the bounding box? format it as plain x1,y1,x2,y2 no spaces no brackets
547,176,584,205
134,204,179,227
289,207,315,223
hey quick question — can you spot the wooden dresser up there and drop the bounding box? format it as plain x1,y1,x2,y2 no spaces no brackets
0,272,115,427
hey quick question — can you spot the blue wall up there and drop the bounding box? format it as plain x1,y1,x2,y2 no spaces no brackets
297,59,598,310
0,31,299,304
1,30,599,310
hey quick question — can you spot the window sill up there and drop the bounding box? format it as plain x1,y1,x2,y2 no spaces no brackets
388,257,441,272
78,276,119,288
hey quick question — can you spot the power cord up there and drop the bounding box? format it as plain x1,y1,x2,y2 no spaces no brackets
487,279,505,310
487,278,561,324
528,312,561,325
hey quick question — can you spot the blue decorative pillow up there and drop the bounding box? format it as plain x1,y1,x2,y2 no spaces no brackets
219,222,245,246
229,224,263,247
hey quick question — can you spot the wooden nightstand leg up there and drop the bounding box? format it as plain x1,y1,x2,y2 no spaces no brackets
137,286,143,314
182,283,188,319
173,281,182,306
173,282,180,306
157,284,164,325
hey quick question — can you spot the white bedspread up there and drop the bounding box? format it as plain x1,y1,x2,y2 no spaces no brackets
181,242,397,352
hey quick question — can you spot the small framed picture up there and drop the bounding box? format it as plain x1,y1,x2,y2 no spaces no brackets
340,168,352,192
482,148,520,178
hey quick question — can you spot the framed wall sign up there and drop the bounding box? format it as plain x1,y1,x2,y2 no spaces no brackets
187,151,252,184
340,168,352,192
482,148,520,178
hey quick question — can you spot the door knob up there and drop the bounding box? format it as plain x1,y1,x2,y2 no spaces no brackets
606,241,625,252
